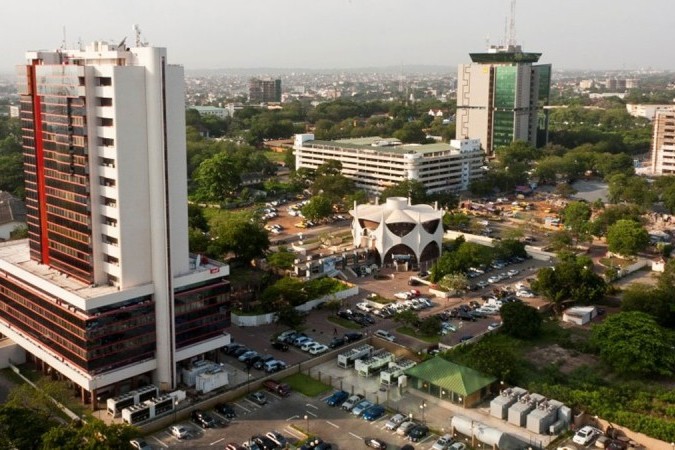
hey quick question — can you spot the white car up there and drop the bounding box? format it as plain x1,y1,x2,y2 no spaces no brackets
384,413,406,430
487,322,502,331
394,291,411,300
309,344,328,355
572,426,602,445
516,290,535,298
169,425,190,440
356,302,373,312
448,443,466,450
374,329,395,341
301,340,317,352
432,434,454,450
507,269,520,277
487,276,501,284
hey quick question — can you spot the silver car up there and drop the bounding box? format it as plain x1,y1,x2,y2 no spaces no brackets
384,413,406,431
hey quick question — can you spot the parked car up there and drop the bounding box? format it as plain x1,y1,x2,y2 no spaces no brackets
252,435,278,450
247,391,268,405
396,421,416,436
408,424,429,442
573,426,602,445
223,343,245,355
265,431,288,448
271,341,289,351
341,394,363,411
238,350,258,363
328,337,346,348
301,340,317,352
169,425,190,440
448,443,466,450
459,335,474,343
352,399,374,416
129,439,152,450
487,322,502,331
364,437,387,449
232,346,250,357
362,405,386,421
253,355,275,370
264,360,287,373
384,413,406,431
326,390,349,407
343,332,363,343
432,434,454,450
374,329,395,341
309,344,329,355
263,379,291,397
214,402,236,419
191,409,217,428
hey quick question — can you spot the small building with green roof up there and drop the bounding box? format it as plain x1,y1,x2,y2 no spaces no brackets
404,357,496,408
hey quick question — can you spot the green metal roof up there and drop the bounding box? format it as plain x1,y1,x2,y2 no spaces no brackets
404,357,496,396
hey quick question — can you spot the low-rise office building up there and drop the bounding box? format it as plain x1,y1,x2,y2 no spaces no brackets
294,134,484,195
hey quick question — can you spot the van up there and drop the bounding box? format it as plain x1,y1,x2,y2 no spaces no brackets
263,379,291,397
374,329,395,342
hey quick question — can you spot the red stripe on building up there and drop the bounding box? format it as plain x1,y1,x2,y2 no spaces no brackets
30,61,50,264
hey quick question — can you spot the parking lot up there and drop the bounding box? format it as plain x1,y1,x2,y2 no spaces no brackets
145,387,442,449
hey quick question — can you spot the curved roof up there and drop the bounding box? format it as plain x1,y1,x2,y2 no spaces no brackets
350,198,443,225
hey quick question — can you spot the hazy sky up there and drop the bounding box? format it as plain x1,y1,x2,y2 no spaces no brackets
2,0,673,72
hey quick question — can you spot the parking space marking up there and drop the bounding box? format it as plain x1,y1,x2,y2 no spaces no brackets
210,437,225,446
151,436,169,448
285,426,306,439
244,398,261,408
326,420,339,428
306,403,318,410
234,402,251,413
286,415,299,421
305,410,318,417
373,414,389,423
320,394,332,401
418,434,434,444
349,432,362,440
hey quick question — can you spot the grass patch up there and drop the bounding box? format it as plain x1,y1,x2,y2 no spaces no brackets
282,373,331,397
368,294,393,304
263,150,287,163
328,316,363,330
599,256,635,268
396,326,440,343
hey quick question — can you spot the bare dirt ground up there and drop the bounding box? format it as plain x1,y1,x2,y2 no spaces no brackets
524,344,599,374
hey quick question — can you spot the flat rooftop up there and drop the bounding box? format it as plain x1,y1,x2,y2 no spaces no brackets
305,136,455,155
0,240,226,301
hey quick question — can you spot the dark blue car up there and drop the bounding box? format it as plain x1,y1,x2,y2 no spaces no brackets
362,405,386,421
326,390,349,407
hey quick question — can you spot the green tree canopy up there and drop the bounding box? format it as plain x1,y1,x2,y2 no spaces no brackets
500,301,542,339
193,152,241,201
301,195,333,221
209,215,269,262
621,283,675,329
589,204,643,237
380,179,428,204
0,405,51,450
40,419,137,450
561,201,592,240
591,311,675,377
606,219,649,256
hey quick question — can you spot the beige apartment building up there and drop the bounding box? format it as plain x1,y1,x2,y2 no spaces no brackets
651,111,675,175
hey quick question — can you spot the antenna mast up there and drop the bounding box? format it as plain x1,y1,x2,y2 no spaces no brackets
507,0,517,47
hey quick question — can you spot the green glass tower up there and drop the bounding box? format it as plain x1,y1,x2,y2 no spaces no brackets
456,45,551,156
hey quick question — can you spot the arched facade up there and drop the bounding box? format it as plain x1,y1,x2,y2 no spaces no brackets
350,197,444,268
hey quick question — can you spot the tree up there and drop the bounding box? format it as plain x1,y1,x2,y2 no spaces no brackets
590,204,643,237
315,159,342,177
493,239,527,260
393,121,426,143
591,311,675,377
267,248,297,270
311,174,355,204
500,302,542,339
531,252,606,313
442,213,471,231
210,216,269,262
40,419,137,450
549,230,574,252
380,179,427,204
438,273,469,293
260,277,308,310
418,316,441,336
193,152,241,201
606,219,649,256
393,309,420,329
449,335,520,383
301,195,333,221
276,305,306,329
554,183,577,198
621,283,675,328
562,201,592,242
0,405,51,450
6,378,80,421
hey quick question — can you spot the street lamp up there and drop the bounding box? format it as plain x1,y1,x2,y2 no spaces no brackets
420,402,427,424
304,414,309,435
458,396,463,407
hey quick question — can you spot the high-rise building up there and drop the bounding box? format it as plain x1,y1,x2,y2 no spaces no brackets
456,44,551,156
650,111,675,175
248,78,281,103
1,40,231,405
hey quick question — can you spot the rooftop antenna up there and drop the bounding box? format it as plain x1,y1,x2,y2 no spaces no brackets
507,0,517,47
133,24,145,47
61,26,67,50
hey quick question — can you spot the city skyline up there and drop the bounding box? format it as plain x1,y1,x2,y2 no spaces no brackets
1,0,673,74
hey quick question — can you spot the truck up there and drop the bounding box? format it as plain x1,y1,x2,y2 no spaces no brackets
263,379,291,397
